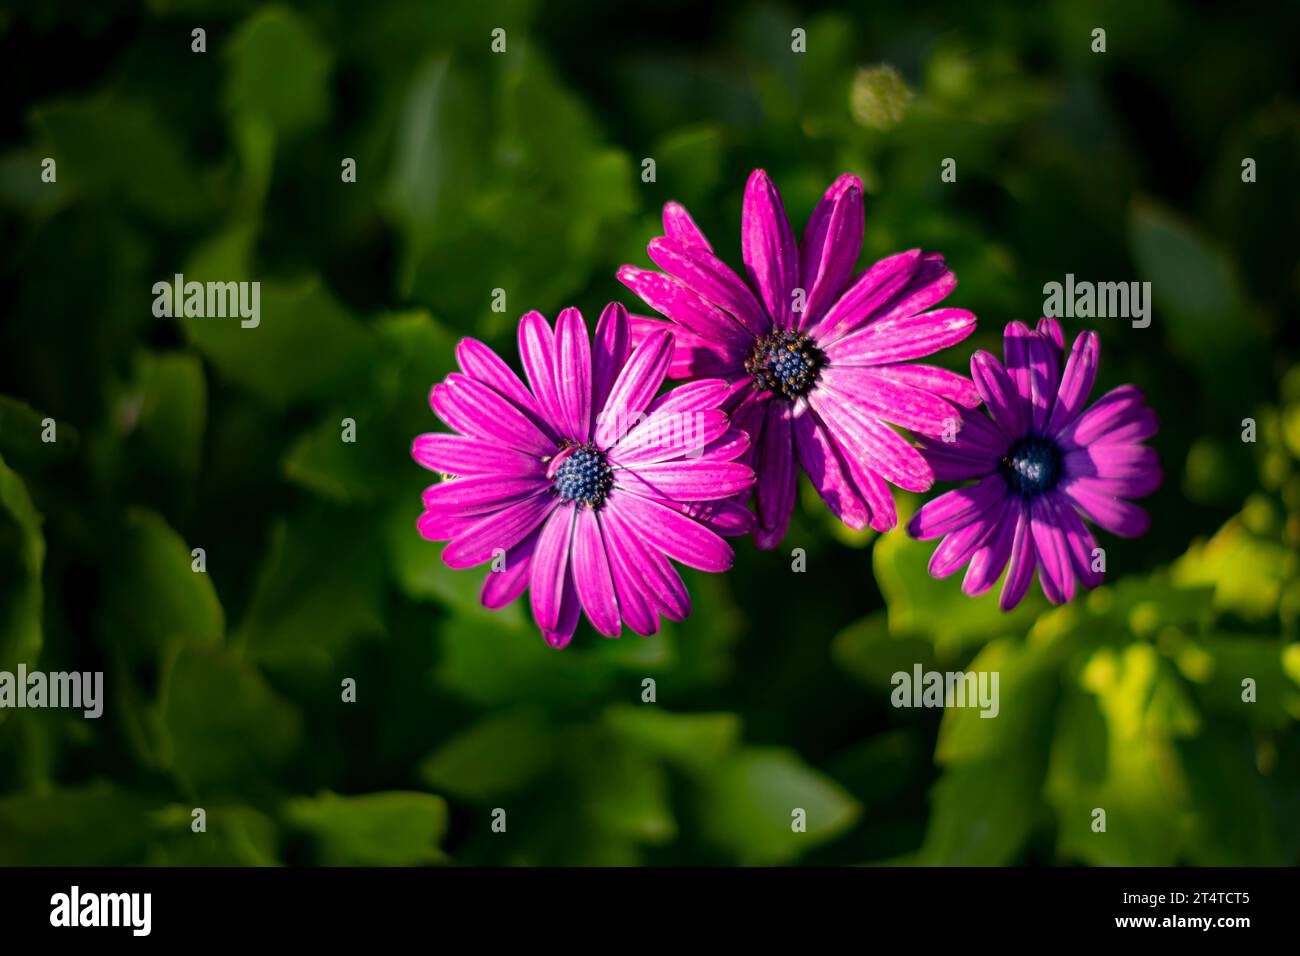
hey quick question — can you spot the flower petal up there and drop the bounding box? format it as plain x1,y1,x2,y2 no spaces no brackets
1003,321,1058,434
481,523,543,610
793,404,869,530
455,337,552,435
431,375,556,456
969,350,1025,439
754,399,797,548
1062,444,1163,498
601,504,691,620
517,311,568,436
826,307,977,366
553,306,593,442
999,504,1037,610
411,433,543,477
906,472,1005,539
615,459,755,502
1059,476,1152,537
442,490,556,569
602,514,659,636
1059,385,1157,449
868,362,981,409
1046,330,1099,435
648,236,770,336
572,507,621,638
961,497,1015,597
1030,494,1073,603
813,248,923,343
808,390,934,492
594,330,675,448
530,507,577,633
609,489,734,572
592,302,631,414
821,365,963,436
662,200,713,252
741,169,798,330
618,266,753,349
798,173,863,330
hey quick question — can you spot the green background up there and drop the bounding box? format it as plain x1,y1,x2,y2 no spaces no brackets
1,0,1298,866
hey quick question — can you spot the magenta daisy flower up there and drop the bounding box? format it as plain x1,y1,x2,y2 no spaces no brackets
412,303,755,648
619,169,980,548
908,318,1162,610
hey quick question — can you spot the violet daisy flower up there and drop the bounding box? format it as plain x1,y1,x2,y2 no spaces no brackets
907,318,1162,610
412,303,755,648
618,169,980,548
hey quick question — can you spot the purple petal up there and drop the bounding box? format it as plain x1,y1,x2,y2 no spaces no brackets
422,474,548,515
601,504,691,620
906,472,1005,539
442,491,556,569
808,390,934,493
754,400,797,549
594,330,675,448
572,507,621,638
813,249,923,343
602,515,659,636
648,236,770,336
1045,330,1099,435
821,365,963,437
411,433,543,477
609,490,734,572
969,351,1025,439
553,307,593,442
741,169,797,330
615,459,754,502
929,509,998,578
1059,385,1157,449
481,524,543,610
671,499,755,537
530,507,576,633
1029,495,1073,604
617,266,753,350
798,173,863,330
517,311,568,436
868,362,981,409
613,408,730,465
915,407,1007,481
1063,444,1163,498
543,572,581,648
455,337,553,436
825,308,977,366
1003,321,1058,434
662,200,713,252
1059,477,1152,537
628,314,744,379
961,497,1015,596
1046,492,1103,590
999,505,1037,611
430,376,556,456
592,302,631,414
793,405,870,530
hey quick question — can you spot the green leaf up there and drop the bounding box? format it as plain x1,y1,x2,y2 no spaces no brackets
919,755,1044,866
118,351,207,483
603,705,741,773
573,735,676,844
103,508,224,654
160,645,302,793
0,453,44,673
285,791,448,866
31,98,208,222
0,395,78,471
0,783,162,865
224,7,331,135
418,711,556,800
147,804,279,867
831,611,937,692
694,747,860,864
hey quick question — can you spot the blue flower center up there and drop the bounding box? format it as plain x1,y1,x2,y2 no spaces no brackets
1001,436,1062,496
746,330,825,398
552,444,613,507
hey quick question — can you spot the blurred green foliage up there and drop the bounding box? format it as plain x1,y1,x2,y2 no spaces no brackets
0,0,1297,865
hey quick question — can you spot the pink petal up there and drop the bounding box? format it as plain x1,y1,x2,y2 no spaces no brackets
608,490,734,572
798,173,863,331
430,376,555,456
481,523,543,610
999,505,1037,610
615,459,755,502
648,236,770,336
906,473,1005,540
868,362,981,409
662,200,713,252
553,307,593,442
970,351,1025,439
820,365,963,437
421,474,549,515
594,330,674,448
441,491,556,570
601,504,691,621
961,498,1016,597
592,302,631,415
1029,495,1073,604
411,433,543,477
813,249,923,343
754,399,797,549
530,507,577,633
602,515,659,636
517,311,567,435
825,307,977,366
572,507,621,638
617,266,753,350
808,390,934,492
1059,476,1152,537
793,404,870,530
741,169,797,330
1045,331,1099,435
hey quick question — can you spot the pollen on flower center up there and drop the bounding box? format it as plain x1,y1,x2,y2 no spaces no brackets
1000,436,1062,496
550,443,613,508
745,330,825,398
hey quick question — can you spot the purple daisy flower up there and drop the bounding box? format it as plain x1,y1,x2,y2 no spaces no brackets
908,318,1162,610
412,303,755,648
618,169,980,548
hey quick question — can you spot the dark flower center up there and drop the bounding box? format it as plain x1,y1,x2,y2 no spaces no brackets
745,330,825,398
551,444,613,508
1000,436,1062,496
